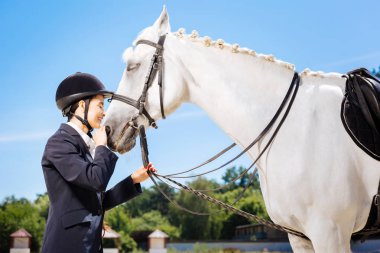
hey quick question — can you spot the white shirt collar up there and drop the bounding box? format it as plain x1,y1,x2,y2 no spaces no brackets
66,122,96,158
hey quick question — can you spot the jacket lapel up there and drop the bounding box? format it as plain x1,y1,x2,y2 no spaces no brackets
59,124,93,162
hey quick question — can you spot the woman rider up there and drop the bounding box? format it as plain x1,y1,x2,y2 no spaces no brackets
41,72,155,253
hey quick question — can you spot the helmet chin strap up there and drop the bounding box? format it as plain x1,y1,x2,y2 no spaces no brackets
73,99,93,138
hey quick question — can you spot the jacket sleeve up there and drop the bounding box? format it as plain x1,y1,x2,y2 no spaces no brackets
103,175,142,211
43,134,118,192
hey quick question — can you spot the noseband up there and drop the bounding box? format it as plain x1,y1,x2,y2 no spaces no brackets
109,34,167,131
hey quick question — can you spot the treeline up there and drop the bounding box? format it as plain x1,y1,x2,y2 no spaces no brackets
0,166,267,253
0,194,48,253
105,166,267,252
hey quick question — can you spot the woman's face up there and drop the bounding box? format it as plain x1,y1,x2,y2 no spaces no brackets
87,94,105,129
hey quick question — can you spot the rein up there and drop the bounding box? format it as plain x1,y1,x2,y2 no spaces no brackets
139,72,306,239
161,72,300,180
137,69,305,238
109,35,308,239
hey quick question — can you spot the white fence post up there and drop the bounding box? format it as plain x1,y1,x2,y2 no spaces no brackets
9,228,31,253
148,229,169,253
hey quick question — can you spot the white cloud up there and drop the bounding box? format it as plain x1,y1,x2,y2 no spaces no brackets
0,131,53,142
319,51,380,69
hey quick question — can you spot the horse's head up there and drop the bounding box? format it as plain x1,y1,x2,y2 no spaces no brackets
104,7,188,153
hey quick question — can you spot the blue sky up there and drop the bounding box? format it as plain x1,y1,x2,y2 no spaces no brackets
0,0,379,201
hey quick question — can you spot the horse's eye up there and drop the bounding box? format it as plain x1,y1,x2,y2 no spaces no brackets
127,63,141,72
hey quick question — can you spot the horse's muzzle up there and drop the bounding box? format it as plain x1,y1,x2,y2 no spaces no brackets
106,124,138,154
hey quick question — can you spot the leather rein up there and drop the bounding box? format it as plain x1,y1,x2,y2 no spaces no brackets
108,35,308,239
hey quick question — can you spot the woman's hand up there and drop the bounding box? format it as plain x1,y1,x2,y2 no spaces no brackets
131,163,157,184
93,126,108,146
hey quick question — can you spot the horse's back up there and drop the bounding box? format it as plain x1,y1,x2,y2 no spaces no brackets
258,74,380,234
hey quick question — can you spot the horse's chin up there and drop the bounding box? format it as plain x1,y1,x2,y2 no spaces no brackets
107,127,138,154
116,138,136,154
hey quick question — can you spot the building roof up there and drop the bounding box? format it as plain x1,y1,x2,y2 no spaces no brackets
148,229,169,238
10,228,32,238
103,228,121,239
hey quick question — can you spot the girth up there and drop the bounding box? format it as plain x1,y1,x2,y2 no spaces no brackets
352,182,380,242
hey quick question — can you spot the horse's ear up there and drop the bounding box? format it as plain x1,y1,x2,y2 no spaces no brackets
153,6,171,34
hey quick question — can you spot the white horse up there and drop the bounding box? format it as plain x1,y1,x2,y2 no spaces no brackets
104,8,380,252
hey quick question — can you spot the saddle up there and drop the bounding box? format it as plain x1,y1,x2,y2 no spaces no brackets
341,68,380,160
341,68,380,241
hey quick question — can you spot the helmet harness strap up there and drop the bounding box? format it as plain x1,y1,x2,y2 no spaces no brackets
73,98,94,138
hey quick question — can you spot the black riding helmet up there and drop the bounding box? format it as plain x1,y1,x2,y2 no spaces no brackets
56,72,113,136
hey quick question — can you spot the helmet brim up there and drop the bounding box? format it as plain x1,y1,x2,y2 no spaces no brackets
57,90,114,112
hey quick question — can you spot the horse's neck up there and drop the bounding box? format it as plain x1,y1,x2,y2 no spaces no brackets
171,37,295,147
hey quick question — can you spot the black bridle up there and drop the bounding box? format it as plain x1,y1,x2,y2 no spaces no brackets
109,34,167,131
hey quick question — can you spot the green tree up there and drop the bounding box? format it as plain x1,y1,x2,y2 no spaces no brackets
105,206,133,232
222,167,239,189
219,189,268,239
0,196,46,253
131,210,180,239
168,177,224,240
104,206,136,252
34,192,49,220
221,166,260,191
125,182,175,217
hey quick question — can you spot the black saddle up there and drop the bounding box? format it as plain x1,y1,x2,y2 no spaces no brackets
342,68,380,242
341,68,380,160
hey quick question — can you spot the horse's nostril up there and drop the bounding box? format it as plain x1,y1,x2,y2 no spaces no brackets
105,126,111,136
